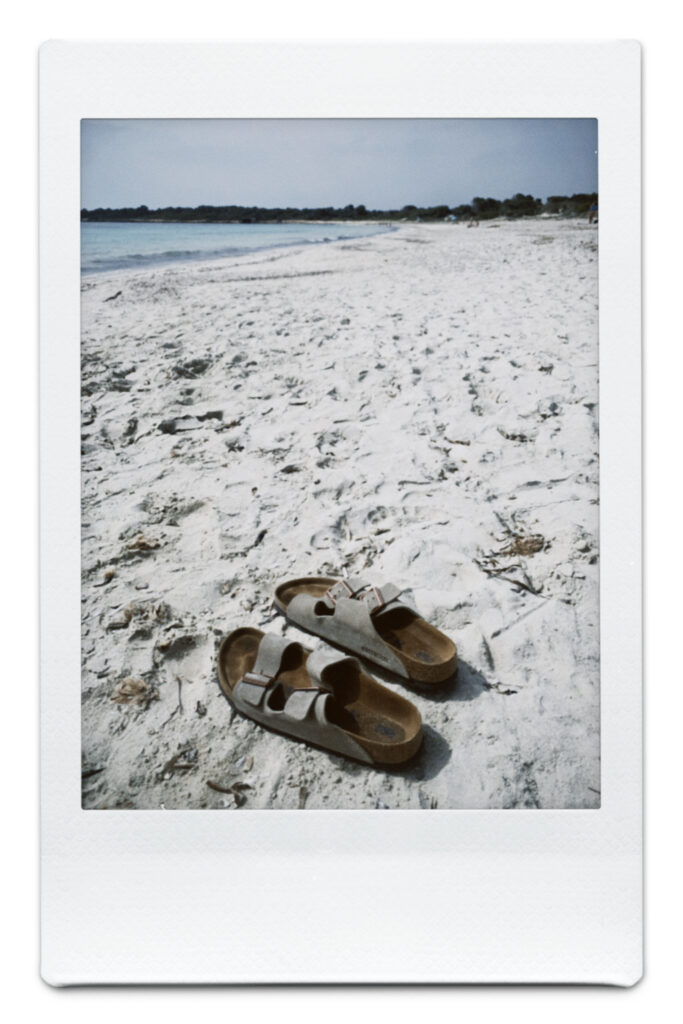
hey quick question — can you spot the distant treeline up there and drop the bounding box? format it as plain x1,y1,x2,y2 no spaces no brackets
81,193,597,224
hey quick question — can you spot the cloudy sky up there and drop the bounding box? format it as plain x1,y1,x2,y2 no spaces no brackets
81,118,597,210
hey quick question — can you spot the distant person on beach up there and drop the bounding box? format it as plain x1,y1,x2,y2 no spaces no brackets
589,201,598,224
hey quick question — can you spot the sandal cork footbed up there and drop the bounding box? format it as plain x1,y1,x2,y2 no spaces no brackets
273,577,457,686
217,627,423,766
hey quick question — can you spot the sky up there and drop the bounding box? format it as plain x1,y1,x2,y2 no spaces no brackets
81,118,597,210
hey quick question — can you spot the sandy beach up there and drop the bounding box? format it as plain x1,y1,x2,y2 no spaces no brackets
80,218,599,810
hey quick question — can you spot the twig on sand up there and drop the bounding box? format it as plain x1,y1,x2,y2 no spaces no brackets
482,567,543,595
207,779,253,807
479,562,524,576
497,574,543,596
206,779,234,794
493,509,515,536
476,558,543,596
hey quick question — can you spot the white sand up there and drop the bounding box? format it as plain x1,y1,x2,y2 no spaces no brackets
80,218,599,810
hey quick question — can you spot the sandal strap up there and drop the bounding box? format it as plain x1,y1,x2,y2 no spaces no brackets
236,634,303,708
240,645,360,715
306,645,360,686
283,647,360,722
252,633,301,679
323,579,403,616
227,633,377,764
358,581,403,615
323,576,370,608
282,687,322,721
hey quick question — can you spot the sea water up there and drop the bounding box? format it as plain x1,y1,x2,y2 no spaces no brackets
81,220,393,275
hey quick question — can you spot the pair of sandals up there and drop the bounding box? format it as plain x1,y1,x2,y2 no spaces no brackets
217,575,457,767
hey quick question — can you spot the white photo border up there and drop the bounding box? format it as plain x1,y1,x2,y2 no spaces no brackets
40,41,641,985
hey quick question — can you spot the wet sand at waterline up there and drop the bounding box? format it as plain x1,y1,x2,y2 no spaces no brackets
80,218,600,809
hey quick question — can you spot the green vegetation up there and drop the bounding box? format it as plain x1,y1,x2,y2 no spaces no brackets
81,193,597,223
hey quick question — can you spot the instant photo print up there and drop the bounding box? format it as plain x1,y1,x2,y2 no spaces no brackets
40,41,642,985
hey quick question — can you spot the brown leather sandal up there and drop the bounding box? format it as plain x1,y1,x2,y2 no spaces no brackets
217,627,423,766
273,576,457,686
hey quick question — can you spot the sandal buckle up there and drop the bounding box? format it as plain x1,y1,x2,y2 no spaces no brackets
325,579,355,605
242,671,272,687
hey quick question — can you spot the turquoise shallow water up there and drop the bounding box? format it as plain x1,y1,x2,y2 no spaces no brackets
81,220,393,275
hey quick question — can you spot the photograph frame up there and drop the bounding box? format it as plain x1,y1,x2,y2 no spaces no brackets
40,40,642,985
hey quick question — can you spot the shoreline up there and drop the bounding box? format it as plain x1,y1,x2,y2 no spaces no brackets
81,217,594,285
80,220,398,278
